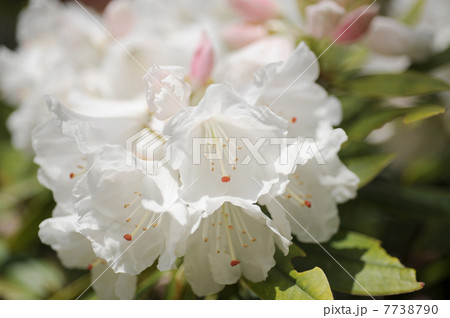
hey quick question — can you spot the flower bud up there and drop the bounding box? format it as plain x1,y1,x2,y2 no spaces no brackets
103,0,134,38
229,0,276,23
146,66,191,120
305,0,345,39
332,4,379,44
189,33,215,88
223,22,267,48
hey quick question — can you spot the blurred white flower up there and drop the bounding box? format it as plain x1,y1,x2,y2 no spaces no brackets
364,16,433,63
305,1,378,44
145,66,191,121
0,0,230,153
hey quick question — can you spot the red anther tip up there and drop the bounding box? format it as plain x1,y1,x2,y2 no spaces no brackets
419,282,425,288
305,200,311,208
123,234,132,241
69,173,75,179
230,260,241,267
221,176,231,183
291,117,297,123
87,264,93,270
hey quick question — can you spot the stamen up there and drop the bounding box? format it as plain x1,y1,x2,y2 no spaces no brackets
202,217,209,243
291,117,297,123
123,193,143,223
87,258,104,270
69,164,86,179
205,121,234,183
230,260,240,266
286,186,312,208
223,204,239,267
123,210,150,241
230,212,247,248
215,212,221,254
221,176,231,183
69,171,84,179
233,205,256,242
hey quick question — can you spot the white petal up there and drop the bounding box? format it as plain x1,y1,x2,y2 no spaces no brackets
38,205,95,269
91,264,137,300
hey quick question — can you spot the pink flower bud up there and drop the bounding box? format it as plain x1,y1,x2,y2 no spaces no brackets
189,33,215,88
332,5,379,44
229,0,276,23
104,0,134,38
305,0,345,39
223,22,267,48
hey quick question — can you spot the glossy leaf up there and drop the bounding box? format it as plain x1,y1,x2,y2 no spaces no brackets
344,108,406,141
292,231,424,296
275,267,333,300
344,105,445,142
343,73,450,98
344,153,396,187
49,274,91,300
246,245,333,299
403,104,445,124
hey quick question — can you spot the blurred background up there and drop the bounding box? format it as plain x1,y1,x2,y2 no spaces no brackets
0,0,449,299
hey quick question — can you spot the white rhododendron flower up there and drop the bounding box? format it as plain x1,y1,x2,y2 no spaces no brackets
1,0,371,300
0,0,228,153
245,42,342,138
38,205,137,300
242,42,359,242
74,146,190,275
163,83,288,210
215,35,294,87
265,129,359,243
33,101,142,299
184,200,290,296
145,66,191,120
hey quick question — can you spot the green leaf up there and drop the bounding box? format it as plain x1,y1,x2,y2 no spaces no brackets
134,267,164,299
293,231,424,296
275,267,333,300
412,45,450,71
343,72,450,98
245,245,333,299
403,104,445,124
6,259,66,299
300,36,368,83
343,105,445,142
402,151,450,185
360,181,450,219
344,108,406,141
338,95,374,122
401,0,425,25
49,274,91,300
344,153,396,188
8,189,53,253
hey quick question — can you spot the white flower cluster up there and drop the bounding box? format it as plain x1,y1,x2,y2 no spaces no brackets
0,0,362,298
